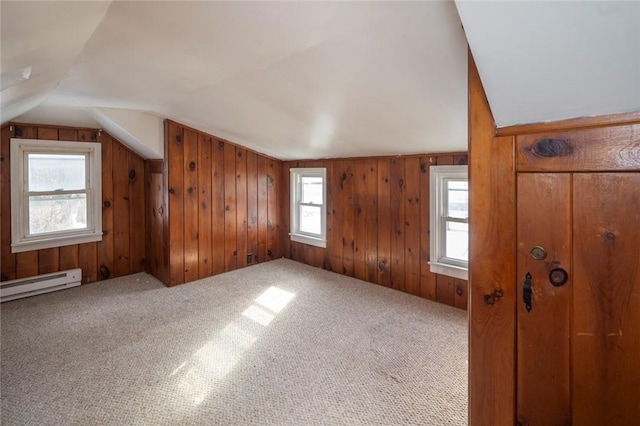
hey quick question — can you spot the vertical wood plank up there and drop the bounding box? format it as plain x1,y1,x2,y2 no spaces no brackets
16,251,39,279
236,148,248,268
58,128,78,141
224,143,237,271
78,129,98,143
246,151,258,265
279,162,291,260
1,125,16,280
97,135,114,280
454,154,468,165
257,155,268,264
454,279,468,310
390,158,405,291
14,125,36,139
166,122,184,285
323,161,336,271
144,162,153,276
112,142,130,277
404,157,421,296
197,134,213,278
36,126,58,140
363,159,378,284
436,155,454,165
183,128,199,282
572,173,640,425
419,156,436,300
266,159,279,259
436,274,455,306
377,158,391,286
145,160,164,281
38,248,59,275
327,160,343,273
59,246,79,272
468,52,516,426
128,152,145,273
78,242,97,284
290,241,302,263
341,161,355,276
211,139,225,274
353,161,367,281
516,173,571,425
153,171,165,280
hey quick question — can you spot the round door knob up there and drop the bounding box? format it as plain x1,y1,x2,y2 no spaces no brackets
549,268,568,287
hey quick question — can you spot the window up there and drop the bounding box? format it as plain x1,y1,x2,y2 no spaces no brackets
11,138,102,253
429,165,468,280
290,168,326,248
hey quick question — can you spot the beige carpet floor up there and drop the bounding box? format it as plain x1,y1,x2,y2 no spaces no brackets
1,259,468,425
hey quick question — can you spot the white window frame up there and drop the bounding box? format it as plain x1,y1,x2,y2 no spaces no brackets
290,167,327,248
429,165,468,280
10,138,102,253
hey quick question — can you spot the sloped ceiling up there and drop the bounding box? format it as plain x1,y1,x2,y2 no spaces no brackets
456,0,640,127
2,1,639,160
2,1,468,160
0,1,111,122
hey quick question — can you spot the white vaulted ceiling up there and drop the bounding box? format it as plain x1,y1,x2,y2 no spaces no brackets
456,0,640,127
0,1,111,122
1,1,639,160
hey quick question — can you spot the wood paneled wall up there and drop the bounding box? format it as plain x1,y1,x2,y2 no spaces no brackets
145,159,165,281
161,120,281,286
467,53,516,425
281,153,469,309
0,123,146,284
467,48,640,425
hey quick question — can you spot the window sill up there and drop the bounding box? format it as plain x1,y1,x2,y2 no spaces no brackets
11,232,103,253
429,261,468,280
290,233,326,248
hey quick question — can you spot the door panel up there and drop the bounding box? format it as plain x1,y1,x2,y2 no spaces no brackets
517,173,572,425
572,173,640,425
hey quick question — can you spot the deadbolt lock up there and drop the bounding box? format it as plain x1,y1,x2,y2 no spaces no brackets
530,246,547,260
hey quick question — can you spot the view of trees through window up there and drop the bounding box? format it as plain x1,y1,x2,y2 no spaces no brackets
27,154,88,234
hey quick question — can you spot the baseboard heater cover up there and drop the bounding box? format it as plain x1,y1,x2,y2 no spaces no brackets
0,268,82,302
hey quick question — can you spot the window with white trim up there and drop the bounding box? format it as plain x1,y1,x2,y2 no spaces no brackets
290,168,326,248
11,138,102,253
429,165,468,280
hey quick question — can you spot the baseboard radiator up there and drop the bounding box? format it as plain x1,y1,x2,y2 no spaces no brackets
0,268,82,302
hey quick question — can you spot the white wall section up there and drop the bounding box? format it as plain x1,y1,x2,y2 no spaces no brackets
456,1,640,127
88,108,164,159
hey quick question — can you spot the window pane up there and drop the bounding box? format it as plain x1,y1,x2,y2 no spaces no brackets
446,221,468,261
299,205,321,235
447,179,468,219
301,176,323,204
29,154,86,192
29,194,88,234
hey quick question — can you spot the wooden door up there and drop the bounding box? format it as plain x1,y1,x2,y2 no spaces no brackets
517,172,640,425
